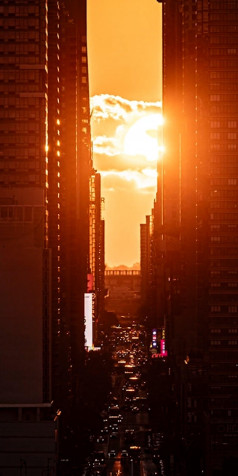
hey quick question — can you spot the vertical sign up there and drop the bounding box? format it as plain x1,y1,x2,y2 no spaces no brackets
152,328,157,348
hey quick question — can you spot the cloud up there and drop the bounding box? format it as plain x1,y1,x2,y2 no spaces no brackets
91,94,162,122
93,135,120,156
91,94,161,194
93,152,154,174
101,169,157,193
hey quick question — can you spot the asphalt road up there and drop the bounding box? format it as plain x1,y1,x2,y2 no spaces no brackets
88,324,165,476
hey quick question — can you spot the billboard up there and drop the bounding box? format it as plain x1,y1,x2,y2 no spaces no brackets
84,293,93,348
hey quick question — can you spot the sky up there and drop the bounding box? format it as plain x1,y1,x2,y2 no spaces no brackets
87,0,162,267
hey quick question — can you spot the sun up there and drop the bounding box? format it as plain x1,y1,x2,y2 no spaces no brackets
123,113,163,162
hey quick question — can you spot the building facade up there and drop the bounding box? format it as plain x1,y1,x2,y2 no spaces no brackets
140,215,152,311
89,171,105,344
105,270,141,319
157,0,238,474
0,0,91,472
0,0,51,405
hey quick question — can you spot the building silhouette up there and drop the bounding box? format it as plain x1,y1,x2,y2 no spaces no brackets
89,171,105,343
105,269,141,319
140,215,152,312
0,0,91,473
150,1,238,474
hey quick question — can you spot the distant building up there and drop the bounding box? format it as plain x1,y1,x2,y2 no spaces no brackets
140,215,152,309
155,1,238,474
105,269,141,319
88,171,105,344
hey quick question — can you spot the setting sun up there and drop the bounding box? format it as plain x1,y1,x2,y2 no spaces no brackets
123,113,163,162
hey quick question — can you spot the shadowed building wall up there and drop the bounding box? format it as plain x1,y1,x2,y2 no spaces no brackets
158,1,238,473
0,0,92,472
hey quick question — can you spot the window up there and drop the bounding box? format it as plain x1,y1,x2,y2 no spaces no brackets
0,207,8,219
24,207,32,221
210,95,220,101
228,133,237,139
228,121,237,128
210,132,220,139
211,306,221,312
228,306,237,313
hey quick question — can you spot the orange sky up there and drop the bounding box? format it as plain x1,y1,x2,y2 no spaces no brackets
87,0,162,267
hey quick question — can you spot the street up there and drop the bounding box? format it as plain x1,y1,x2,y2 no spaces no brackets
83,322,165,476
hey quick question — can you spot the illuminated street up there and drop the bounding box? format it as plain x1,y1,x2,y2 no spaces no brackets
82,321,166,476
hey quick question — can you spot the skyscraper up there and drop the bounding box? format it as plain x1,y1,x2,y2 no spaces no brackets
0,0,91,472
156,1,238,473
54,0,92,399
89,170,105,343
140,215,152,311
0,0,51,406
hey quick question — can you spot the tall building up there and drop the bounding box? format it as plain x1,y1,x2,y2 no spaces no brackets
140,209,159,328
55,0,92,398
0,0,51,406
89,170,105,343
0,0,91,472
140,215,152,310
157,1,238,474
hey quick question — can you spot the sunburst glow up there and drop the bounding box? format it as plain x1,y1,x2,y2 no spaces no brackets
123,113,163,162
90,94,163,267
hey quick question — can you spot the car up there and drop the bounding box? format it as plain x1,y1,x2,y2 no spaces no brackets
125,428,135,435
129,446,141,463
108,449,116,458
121,449,129,458
109,421,119,430
110,431,119,439
152,450,160,463
108,416,119,427
96,435,105,443
92,451,105,466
